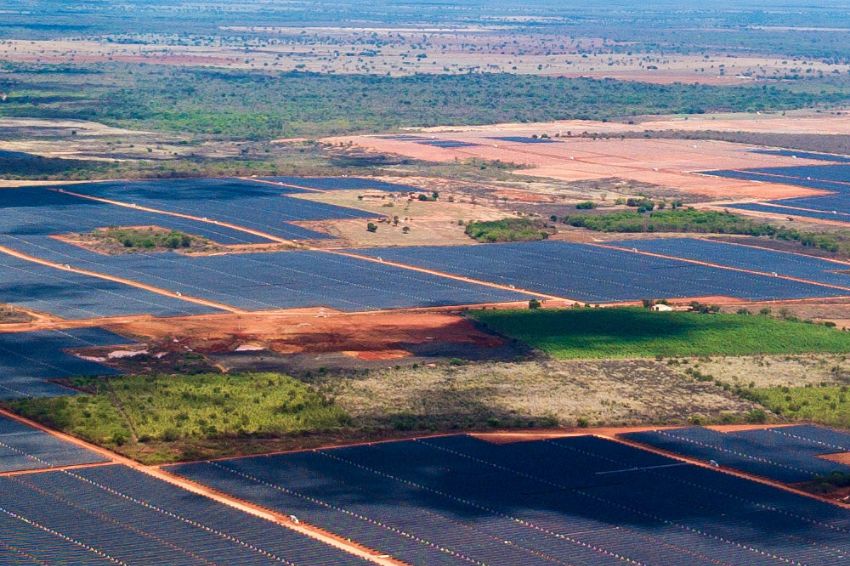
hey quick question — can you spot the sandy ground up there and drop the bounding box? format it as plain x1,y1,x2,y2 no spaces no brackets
295,189,509,247
327,131,830,200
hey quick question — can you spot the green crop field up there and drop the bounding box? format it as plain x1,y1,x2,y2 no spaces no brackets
8,372,349,463
472,308,850,359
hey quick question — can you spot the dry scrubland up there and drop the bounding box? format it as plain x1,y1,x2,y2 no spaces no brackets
323,359,758,431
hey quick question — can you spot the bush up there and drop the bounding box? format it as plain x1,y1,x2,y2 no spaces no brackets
575,201,596,210
465,218,552,243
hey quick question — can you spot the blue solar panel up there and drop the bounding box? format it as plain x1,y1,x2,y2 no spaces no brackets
0,247,218,319
729,201,850,223
262,176,420,192
706,165,850,223
0,237,528,311
0,464,366,565
624,426,850,483
0,415,107,472
0,328,131,399
62,179,375,241
170,434,850,565
750,150,850,164
611,238,850,289
0,186,268,245
352,241,841,302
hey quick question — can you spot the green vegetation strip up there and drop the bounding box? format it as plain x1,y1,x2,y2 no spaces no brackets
472,308,850,359
99,227,196,250
465,218,552,243
561,208,850,255
741,385,850,429
4,64,850,140
9,372,349,448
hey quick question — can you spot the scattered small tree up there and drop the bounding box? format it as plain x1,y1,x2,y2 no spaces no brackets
366,222,378,233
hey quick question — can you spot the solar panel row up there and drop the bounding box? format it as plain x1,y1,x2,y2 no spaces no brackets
1,236,528,312
63,179,375,241
0,414,107,473
0,186,268,245
352,241,841,302
624,426,850,483
170,434,850,566
263,176,421,191
0,464,366,565
707,164,850,223
611,237,850,289
0,328,130,399
0,249,217,320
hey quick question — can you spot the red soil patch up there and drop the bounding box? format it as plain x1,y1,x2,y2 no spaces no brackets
330,135,826,200
111,310,505,358
819,452,850,465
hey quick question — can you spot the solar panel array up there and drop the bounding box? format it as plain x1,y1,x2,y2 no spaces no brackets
0,247,217,319
0,464,366,565
263,176,420,191
624,426,850,483
170,433,850,566
0,414,107,473
0,328,130,399
612,237,850,289
729,201,850,223
353,241,842,302
0,186,268,245
1,238,528,311
63,178,374,241
707,164,850,223
750,149,850,163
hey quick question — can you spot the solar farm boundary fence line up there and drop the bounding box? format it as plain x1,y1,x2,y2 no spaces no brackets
592,242,850,296
52,188,294,245
324,249,576,303
605,433,850,511
0,406,404,565
0,244,243,314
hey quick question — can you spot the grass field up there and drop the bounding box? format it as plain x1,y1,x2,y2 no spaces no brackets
472,308,850,359
8,372,349,463
741,385,850,429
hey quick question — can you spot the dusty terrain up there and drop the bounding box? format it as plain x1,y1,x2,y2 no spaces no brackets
324,359,758,430
328,128,831,201
682,355,850,389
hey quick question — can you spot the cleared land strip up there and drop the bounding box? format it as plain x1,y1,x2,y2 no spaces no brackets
594,242,850,295
325,248,574,302
0,407,403,566
0,245,242,314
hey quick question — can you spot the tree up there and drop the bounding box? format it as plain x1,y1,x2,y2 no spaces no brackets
366,222,377,233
